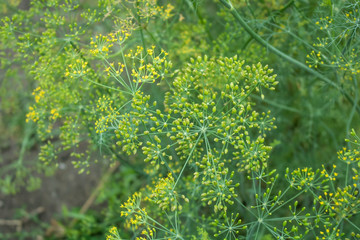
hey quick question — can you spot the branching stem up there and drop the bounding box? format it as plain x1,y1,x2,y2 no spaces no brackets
218,0,360,114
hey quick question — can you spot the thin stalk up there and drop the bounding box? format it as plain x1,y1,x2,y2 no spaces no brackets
135,2,147,54
173,134,202,190
218,0,360,115
185,0,214,42
252,95,301,113
346,77,358,141
267,189,305,216
0,122,34,175
83,76,125,93
17,122,34,166
346,218,360,232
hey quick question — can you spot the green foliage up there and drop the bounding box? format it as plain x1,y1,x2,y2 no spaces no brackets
1,0,360,239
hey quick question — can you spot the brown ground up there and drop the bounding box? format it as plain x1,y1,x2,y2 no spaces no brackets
0,144,106,239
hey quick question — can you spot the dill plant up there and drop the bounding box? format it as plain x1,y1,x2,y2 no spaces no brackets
103,54,360,239
97,0,360,238
0,0,175,193
216,0,360,168
1,0,360,239
103,53,279,239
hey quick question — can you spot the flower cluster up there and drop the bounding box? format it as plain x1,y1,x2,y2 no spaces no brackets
338,147,360,165
149,173,188,211
126,46,169,85
95,96,119,134
89,34,115,57
103,55,283,238
135,0,174,21
309,2,360,78
120,192,149,229
65,59,91,79
286,167,328,191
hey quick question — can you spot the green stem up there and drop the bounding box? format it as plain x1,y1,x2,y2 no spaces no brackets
279,0,294,13
345,163,350,188
267,189,304,216
218,0,360,114
143,27,162,49
252,95,301,113
345,218,360,232
173,134,202,190
185,0,214,42
135,2,147,54
17,121,34,166
346,77,358,142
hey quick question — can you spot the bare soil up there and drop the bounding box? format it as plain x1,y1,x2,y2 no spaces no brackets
0,144,105,240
